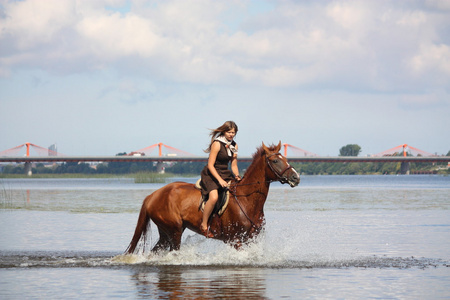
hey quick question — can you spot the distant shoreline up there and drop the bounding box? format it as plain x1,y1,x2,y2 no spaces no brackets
0,172,447,179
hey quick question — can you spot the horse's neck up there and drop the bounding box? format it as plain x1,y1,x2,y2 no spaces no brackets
239,156,270,209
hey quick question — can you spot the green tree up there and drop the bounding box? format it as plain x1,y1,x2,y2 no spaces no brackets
2,164,23,174
34,163,53,174
339,144,361,156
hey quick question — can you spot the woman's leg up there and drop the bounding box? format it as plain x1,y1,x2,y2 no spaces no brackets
201,189,218,233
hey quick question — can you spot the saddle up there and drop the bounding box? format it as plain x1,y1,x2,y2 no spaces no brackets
195,179,230,216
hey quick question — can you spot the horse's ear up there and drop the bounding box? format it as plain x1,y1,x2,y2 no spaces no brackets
275,141,282,153
262,142,270,155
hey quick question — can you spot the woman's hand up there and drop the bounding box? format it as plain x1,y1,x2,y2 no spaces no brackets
219,179,229,188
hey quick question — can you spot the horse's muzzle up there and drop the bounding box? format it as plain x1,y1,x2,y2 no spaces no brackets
287,169,300,187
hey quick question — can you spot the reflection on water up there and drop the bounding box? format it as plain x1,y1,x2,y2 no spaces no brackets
2,262,448,299
131,266,267,299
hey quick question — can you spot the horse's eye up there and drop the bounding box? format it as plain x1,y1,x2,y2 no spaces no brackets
273,159,279,164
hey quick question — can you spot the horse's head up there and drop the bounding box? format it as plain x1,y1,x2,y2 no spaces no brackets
262,141,300,187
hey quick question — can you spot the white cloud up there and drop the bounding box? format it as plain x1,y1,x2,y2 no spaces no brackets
410,44,450,79
0,0,76,49
425,0,450,11
1,0,449,93
326,1,370,30
76,13,161,59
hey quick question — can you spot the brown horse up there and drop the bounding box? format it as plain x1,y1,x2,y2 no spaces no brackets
126,141,300,254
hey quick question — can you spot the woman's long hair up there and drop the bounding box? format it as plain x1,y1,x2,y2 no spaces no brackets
204,121,238,153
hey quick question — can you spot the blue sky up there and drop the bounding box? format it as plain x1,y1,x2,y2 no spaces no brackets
1,0,449,157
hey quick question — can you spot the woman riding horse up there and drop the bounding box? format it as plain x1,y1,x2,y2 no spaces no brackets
200,121,241,238
126,141,300,253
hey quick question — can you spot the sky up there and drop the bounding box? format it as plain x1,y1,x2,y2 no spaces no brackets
0,0,449,157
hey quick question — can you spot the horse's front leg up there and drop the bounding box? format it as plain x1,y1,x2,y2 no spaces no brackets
230,224,264,250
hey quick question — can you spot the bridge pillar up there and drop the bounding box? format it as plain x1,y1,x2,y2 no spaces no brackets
156,162,165,174
400,162,410,175
24,162,32,176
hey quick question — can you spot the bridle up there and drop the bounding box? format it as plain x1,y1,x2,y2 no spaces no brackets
265,152,294,184
230,152,293,190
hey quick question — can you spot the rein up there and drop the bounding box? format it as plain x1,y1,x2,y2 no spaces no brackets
230,189,259,230
227,180,265,230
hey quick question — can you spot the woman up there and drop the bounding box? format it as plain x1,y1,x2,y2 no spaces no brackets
200,121,241,237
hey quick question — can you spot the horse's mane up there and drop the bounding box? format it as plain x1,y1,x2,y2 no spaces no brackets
243,144,277,178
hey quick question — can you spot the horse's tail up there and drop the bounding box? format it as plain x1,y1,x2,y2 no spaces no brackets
125,202,151,254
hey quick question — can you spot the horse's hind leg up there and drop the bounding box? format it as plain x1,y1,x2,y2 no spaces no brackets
152,238,170,253
152,227,183,252
151,228,171,252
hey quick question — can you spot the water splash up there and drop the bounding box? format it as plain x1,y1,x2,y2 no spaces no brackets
1,245,447,270
109,233,447,269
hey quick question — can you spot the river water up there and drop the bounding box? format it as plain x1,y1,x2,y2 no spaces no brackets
0,175,449,299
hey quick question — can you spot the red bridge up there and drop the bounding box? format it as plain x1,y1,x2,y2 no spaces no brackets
1,142,448,175
130,143,196,157
0,143,61,157
373,144,435,157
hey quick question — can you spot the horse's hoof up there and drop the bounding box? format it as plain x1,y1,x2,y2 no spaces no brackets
201,226,214,238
